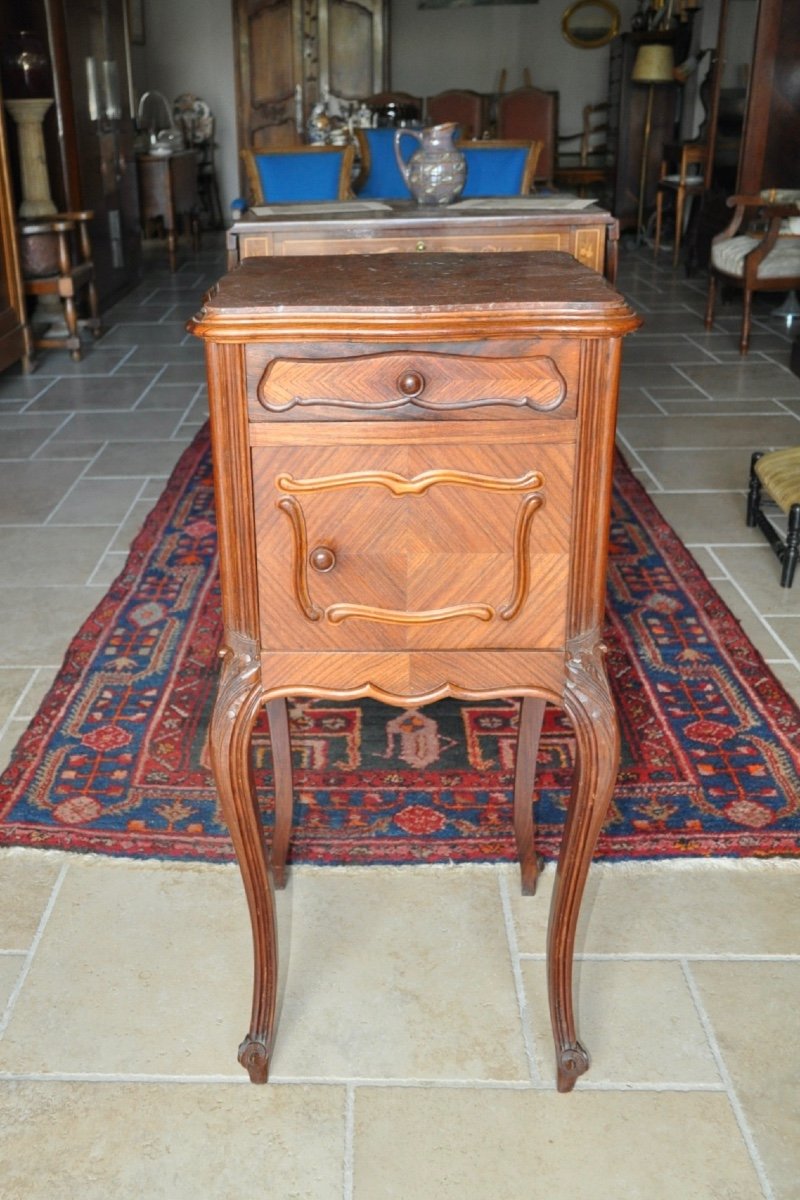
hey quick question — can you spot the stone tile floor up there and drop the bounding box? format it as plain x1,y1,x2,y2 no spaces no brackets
0,236,798,1198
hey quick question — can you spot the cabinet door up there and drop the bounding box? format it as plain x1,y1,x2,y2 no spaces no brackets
234,0,304,150
252,439,575,653
234,0,387,169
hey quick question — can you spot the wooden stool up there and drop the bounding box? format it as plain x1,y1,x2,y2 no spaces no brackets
746,448,800,587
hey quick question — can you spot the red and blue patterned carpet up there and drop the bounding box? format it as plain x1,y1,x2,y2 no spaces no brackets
1,425,798,864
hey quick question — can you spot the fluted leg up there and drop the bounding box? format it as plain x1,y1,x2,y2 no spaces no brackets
548,632,619,1092
209,632,275,1084
514,696,546,895
266,697,294,888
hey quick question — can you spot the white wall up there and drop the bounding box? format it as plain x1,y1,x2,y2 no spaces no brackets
391,0,639,138
129,0,648,218
129,2,240,218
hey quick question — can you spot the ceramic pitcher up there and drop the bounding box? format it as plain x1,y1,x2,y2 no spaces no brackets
394,123,466,206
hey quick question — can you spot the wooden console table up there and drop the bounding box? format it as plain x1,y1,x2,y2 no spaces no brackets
227,198,619,281
189,250,639,1091
136,150,200,271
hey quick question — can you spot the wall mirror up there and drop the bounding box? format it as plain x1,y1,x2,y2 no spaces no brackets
561,0,620,49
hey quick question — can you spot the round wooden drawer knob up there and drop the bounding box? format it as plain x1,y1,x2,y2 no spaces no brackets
309,546,336,572
415,240,426,252
397,370,425,397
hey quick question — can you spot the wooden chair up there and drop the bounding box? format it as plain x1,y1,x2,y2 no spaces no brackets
554,102,611,197
653,142,708,267
241,145,355,205
457,140,543,198
495,86,558,186
363,91,423,126
426,90,488,141
747,447,800,587
704,193,800,355
18,210,101,362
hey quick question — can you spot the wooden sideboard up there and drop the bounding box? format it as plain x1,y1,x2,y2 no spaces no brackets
190,250,639,1091
227,199,619,281
136,151,200,272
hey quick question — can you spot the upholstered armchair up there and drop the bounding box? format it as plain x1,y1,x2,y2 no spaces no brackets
704,192,800,355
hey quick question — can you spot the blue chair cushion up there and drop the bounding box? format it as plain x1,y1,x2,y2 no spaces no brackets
253,150,347,202
356,128,414,200
460,146,529,198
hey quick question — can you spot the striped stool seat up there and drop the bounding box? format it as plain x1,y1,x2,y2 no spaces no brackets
746,447,800,587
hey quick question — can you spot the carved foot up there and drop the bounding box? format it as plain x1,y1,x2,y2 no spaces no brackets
556,1041,590,1093
238,1034,271,1084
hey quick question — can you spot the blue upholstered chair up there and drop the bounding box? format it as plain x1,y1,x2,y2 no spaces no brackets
457,140,543,198
353,127,416,200
241,145,355,204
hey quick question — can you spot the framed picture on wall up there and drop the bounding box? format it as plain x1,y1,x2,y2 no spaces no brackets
128,0,145,45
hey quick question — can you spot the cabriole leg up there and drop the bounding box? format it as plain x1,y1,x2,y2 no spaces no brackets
514,696,546,895
266,697,294,888
548,632,620,1092
209,633,276,1084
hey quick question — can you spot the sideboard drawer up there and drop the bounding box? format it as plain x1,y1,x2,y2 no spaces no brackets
252,438,575,653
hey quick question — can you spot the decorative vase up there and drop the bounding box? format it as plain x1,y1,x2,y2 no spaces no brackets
0,31,52,100
395,123,466,206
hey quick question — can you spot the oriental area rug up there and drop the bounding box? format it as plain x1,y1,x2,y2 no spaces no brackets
1,425,798,865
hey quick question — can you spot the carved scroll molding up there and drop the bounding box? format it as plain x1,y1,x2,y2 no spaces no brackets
257,350,568,413
277,469,546,627
277,467,543,497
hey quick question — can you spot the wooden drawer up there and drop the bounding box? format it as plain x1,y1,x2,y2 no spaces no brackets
248,345,577,421
252,438,575,653
271,230,566,256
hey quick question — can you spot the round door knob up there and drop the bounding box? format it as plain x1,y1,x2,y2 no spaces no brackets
309,546,336,572
397,370,425,397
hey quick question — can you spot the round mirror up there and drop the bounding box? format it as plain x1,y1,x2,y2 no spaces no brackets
562,0,620,49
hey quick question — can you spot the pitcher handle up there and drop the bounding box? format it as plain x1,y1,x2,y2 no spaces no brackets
394,127,422,187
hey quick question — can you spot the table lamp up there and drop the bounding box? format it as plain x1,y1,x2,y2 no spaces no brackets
632,42,675,242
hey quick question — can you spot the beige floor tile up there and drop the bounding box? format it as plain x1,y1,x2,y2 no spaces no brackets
509,863,800,956
713,547,800,617
0,669,34,725
0,1080,345,1200
0,851,63,947
109,499,164,551
617,413,800,451
47,410,184,445
630,447,752,491
691,960,800,1200
0,528,112,587
647,491,761,546
0,954,24,1010
269,866,529,1081
353,1087,764,1199
680,362,800,399
85,438,191,478
0,461,89,525
680,545,728,579
0,414,68,458
0,586,100,667
48,477,145,526
709,578,798,658
768,615,800,659
0,860,252,1076
522,958,720,1085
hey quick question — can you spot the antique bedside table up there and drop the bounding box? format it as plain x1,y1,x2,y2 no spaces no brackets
189,251,640,1092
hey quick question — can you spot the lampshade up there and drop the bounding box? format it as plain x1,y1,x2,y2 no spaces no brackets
631,43,675,84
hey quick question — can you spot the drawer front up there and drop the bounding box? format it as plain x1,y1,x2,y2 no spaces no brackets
246,341,581,424
253,347,574,420
252,440,575,653
271,231,568,257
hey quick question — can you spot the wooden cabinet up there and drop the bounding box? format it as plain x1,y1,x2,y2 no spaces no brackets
0,0,141,308
233,0,387,167
228,201,620,280
189,250,640,1091
607,33,681,229
136,151,199,272
0,82,32,374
